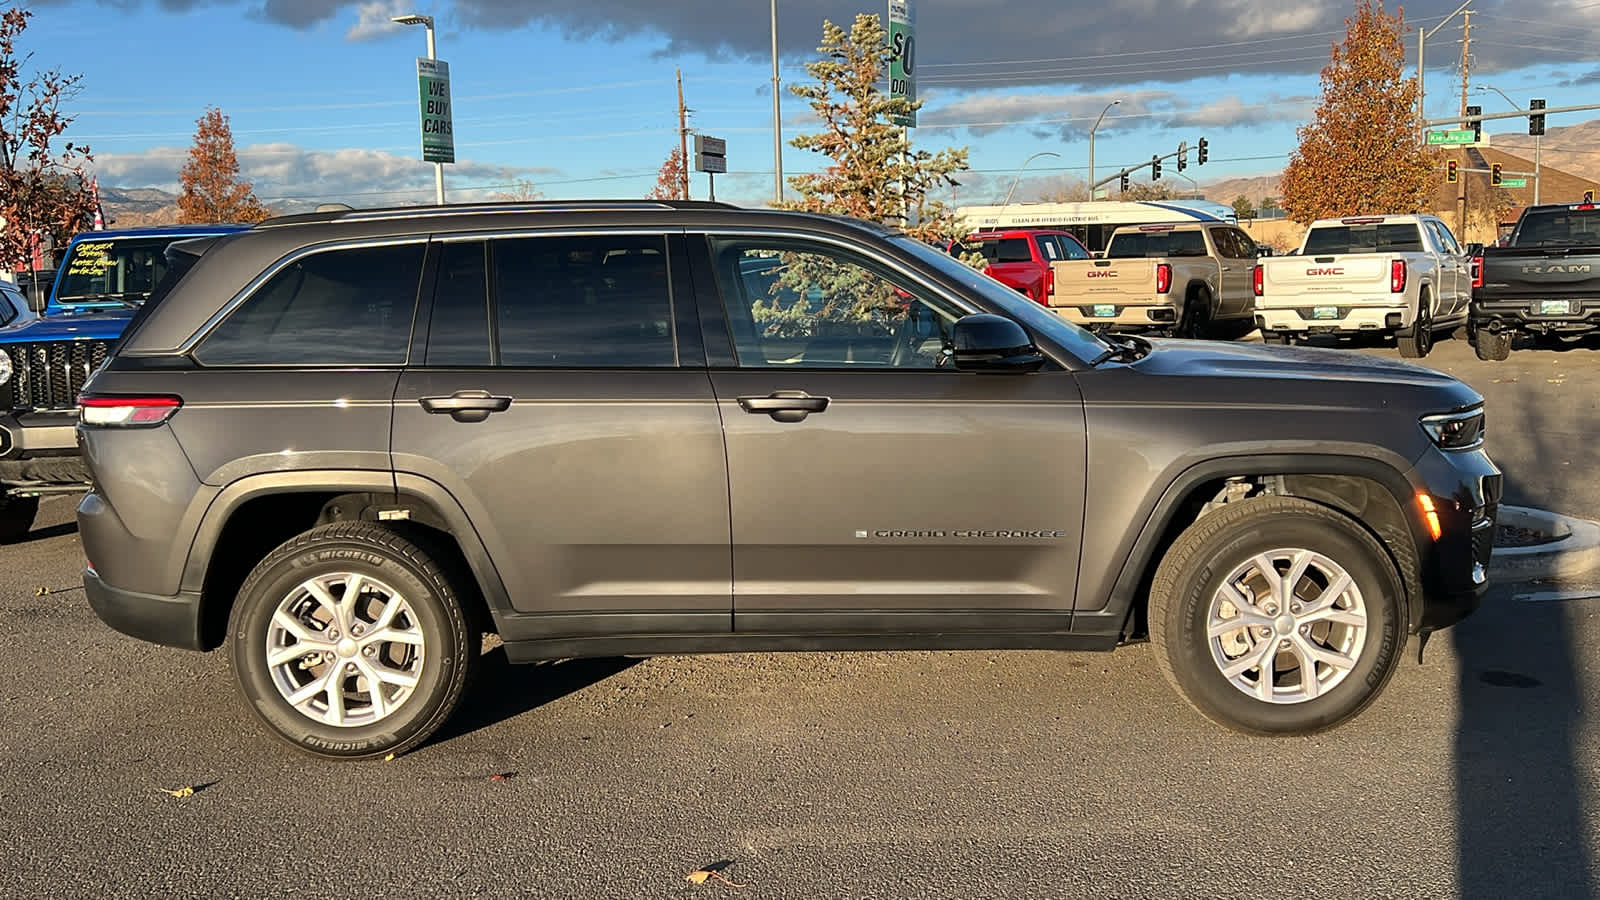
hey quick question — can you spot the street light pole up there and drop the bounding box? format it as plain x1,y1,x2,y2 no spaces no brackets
771,0,783,205
1087,99,1121,199
393,13,444,205
1477,84,1540,204
1001,151,1060,208
1419,1,1474,144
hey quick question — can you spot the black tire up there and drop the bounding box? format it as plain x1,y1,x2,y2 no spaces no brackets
1148,496,1405,735
1397,292,1433,358
0,494,38,543
228,522,478,759
1473,328,1512,361
1175,286,1213,339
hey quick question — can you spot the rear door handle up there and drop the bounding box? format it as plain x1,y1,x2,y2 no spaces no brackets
419,390,513,423
737,391,829,423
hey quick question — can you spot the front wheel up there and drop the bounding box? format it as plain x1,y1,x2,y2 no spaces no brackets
1397,293,1433,358
1148,496,1404,735
228,522,478,759
0,494,39,543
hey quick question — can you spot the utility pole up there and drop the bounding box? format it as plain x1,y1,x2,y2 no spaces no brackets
1458,12,1473,128
770,0,783,205
677,68,690,201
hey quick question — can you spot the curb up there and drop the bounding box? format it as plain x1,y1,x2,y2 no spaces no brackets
1489,505,1600,582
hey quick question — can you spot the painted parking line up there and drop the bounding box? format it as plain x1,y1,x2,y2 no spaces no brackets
1514,589,1600,604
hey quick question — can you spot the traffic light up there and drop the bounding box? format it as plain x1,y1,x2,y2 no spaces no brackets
1491,163,1503,186
1177,141,1188,171
1152,155,1162,180
1466,105,1482,143
1586,190,1595,204
1447,160,1458,184
1530,98,1546,136
1120,172,1130,193
1197,137,1209,165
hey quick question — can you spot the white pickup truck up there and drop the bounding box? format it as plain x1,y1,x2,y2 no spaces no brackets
1253,214,1473,358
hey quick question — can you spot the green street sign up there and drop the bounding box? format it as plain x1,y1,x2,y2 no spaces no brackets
1426,129,1476,146
1500,177,1528,188
888,0,916,127
416,58,455,164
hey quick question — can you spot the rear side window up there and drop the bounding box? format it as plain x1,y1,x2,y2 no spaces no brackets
1303,224,1424,255
195,243,425,366
1106,229,1207,258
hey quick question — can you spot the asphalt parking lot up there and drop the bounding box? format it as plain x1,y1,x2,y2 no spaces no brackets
4,336,1600,898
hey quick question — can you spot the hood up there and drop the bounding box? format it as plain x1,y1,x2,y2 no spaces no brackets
0,307,135,343
1131,337,1465,388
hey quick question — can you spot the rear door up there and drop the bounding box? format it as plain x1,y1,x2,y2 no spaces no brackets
691,231,1087,636
391,231,732,639
1425,219,1469,318
1212,227,1258,316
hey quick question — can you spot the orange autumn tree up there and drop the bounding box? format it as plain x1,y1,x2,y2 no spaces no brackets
1279,0,1436,222
646,147,686,200
177,107,269,223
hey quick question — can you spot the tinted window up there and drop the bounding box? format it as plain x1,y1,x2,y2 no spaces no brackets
1302,224,1424,255
1218,228,1257,259
1106,229,1207,258
427,241,492,366
1514,207,1600,246
1036,236,1062,261
56,236,193,306
972,237,1032,264
493,235,675,368
712,239,967,370
0,285,19,325
196,243,424,366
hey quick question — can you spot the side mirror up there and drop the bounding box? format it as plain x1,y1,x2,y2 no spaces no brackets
1464,242,1484,256
948,314,1044,373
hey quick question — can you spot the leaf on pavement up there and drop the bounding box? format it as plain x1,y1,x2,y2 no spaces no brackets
158,786,195,798
488,771,518,782
384,753,396,762
685,861,745,888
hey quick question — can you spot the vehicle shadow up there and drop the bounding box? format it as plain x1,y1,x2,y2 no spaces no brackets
1452,402,1593,896
428,646,642,746
14,521,79,543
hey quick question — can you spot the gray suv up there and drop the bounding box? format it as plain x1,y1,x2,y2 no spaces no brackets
76,201,1501,759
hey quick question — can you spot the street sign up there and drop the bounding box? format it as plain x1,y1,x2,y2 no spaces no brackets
694,134,727,174
1499,177,1528,188
1426,129,1476,146
888,0,916,127
415,58,455,164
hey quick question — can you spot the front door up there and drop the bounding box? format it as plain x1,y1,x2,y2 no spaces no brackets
391,233,732,638
693,234,1088,636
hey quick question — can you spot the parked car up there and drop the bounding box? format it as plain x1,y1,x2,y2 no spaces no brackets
1253,215,1473,358
0,224,247,541
77,200,1499,758
12,268,56,313
1048,221,1259,338
954,229,1090,305
1470,201,1600,360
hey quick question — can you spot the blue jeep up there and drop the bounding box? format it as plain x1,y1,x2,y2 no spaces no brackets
0,224,248,539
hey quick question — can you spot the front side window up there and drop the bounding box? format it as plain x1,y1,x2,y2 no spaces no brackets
711,238,966,369
195,243,424,366
0,285,19,325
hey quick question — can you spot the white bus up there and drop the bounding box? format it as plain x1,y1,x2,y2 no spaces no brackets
956,200,1235,254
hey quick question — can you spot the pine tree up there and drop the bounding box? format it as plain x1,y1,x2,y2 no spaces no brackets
177,107,269,224
1279,0,1436,222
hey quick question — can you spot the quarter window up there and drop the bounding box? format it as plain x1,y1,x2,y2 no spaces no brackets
195,243,424,366
711,238,966,369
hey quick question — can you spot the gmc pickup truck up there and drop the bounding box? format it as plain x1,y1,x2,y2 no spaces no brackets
956,229,1091,305
1470,202,1600,360
1048,221,1258,338
1253,215,1473,358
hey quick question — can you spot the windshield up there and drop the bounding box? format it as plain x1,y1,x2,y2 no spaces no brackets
1302,224,1424,255
54,236,186,306
1513,207,1600,246
890,235,1112,365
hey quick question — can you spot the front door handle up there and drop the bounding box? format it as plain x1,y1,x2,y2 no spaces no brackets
419,390,513,423
737,391,830,423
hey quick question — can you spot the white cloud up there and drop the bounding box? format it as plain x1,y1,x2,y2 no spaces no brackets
346,0,416,42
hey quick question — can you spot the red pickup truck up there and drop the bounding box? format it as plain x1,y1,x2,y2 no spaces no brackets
955,229,1091,305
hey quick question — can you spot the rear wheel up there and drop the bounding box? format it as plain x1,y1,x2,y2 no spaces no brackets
1175,286,1214,339
1473,327,1512,361
1397,292,1433,358
1149,496,1405,735
0,494,38,543
228,522,478,759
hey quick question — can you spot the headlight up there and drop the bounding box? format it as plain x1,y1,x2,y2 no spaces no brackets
1421,408,1485,450
0,349,10,387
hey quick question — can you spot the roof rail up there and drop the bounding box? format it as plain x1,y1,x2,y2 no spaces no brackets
256,199,740,228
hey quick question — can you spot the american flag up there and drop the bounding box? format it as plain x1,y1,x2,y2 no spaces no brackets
91,176,105,230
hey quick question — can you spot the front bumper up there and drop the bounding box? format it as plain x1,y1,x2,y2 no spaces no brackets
1411,444,1502,634
0,410,90,489
83,567,206,651
1257,303,1410,335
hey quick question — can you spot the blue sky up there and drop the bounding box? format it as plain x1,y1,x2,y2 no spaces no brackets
21,0,1600,209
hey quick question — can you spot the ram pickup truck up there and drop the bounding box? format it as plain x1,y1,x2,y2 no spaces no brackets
1048,221,1258,338
1469,202,1600,360
0,224,247,541
956,229,1090,305
1253,215,1473,358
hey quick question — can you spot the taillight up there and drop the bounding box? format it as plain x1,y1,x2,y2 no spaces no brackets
1156,263,1172,294
1044,266,1056,301
1252,264,1264,296
79,394,183,427
1390,259,1407,294
1471,256,1484,289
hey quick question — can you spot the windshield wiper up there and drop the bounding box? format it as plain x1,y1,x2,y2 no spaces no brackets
1090,333,1147,366
56,291,146,308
